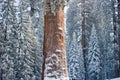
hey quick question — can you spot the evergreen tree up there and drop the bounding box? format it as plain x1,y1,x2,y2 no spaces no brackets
86,26,101,80
0,0,16,79
99,0,119,79
66,0,85,79
14,0,41,79
66,0,85,80
0,0,43,80
30,0,44,79
68,41,85,80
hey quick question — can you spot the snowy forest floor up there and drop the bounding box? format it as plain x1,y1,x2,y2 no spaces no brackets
106,77,120,80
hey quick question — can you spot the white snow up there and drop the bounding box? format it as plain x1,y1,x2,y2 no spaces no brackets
114,2,118,8
58,27,63,30
115,11,118,15
55,49,62,52
114,4,118,7
64,6,68,33
110,32,114,37
44,76,69,80
106,77,120,80
27,7,31,11
110,32,114,41
77,3,82,6
64,6,68,15
0,17,2,20
14,0,20,6
35,12,39,18
44,52,69,80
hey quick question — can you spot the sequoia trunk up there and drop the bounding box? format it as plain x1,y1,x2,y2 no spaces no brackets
42,4,69,80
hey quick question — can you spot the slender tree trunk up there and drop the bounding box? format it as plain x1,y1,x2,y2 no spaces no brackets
81,0,86,80
82,11,86,80
42,2,69,80
117,0,120,76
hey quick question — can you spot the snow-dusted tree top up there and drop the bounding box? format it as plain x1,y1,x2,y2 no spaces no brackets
43,0,69,13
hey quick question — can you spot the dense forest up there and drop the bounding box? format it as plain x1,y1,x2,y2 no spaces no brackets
0,0,120,80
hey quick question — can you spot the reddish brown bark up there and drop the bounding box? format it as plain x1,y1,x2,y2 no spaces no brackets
42,4,69,80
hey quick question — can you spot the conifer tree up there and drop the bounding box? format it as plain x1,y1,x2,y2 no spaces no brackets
86,26,101,80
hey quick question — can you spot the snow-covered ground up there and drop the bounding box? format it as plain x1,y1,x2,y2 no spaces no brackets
106,77,120,80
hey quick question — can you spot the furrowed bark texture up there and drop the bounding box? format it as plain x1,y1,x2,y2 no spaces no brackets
42,4,69,80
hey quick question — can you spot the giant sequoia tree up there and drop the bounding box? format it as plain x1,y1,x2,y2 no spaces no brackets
0,0,120,80
42,0,69,80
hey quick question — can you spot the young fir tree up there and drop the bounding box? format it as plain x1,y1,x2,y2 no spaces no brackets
68,40,85,80
66,0,85,79
86,26,101,80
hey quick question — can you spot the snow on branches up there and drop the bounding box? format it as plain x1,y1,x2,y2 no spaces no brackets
43,0,69,14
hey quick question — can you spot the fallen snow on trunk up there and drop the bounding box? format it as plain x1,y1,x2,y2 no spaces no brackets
55,49,63,53
106,77,120,80
44,76,69,80
44,53,69,80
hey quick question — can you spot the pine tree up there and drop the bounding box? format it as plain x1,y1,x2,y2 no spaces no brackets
86,26,101,80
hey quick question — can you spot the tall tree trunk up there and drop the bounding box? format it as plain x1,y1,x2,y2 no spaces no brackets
81,0,86,80
42,2,69,80
117,0,120,76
